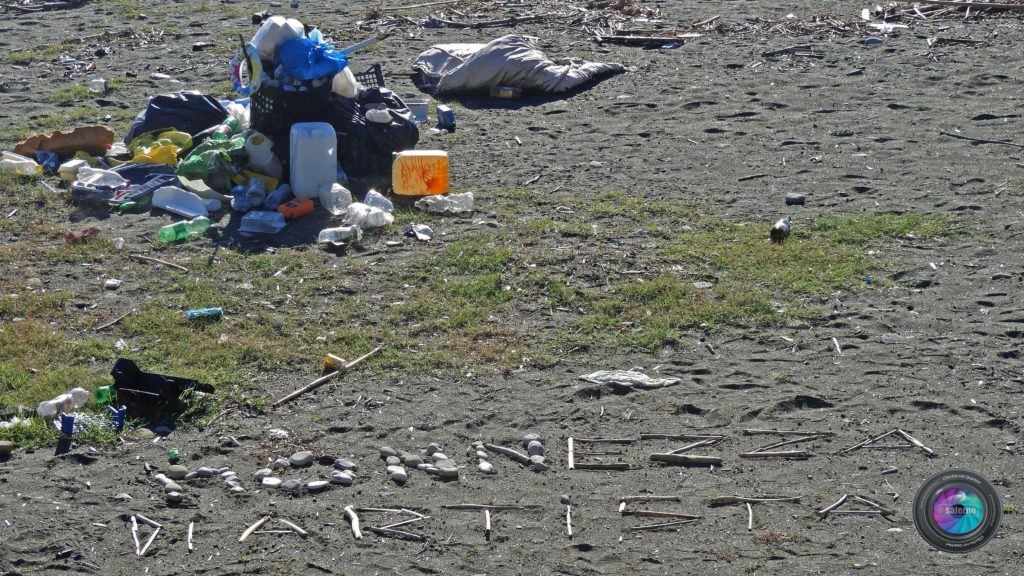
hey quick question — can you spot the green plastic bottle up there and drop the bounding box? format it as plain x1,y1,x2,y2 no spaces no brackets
158,216,211,243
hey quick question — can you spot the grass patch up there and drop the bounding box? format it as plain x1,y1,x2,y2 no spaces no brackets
49,85,94,105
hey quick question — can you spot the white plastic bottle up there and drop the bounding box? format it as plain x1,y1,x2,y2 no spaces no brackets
331,67,360,99
290,123,337,200
245,132,283,179
0,151,42,176
250,16,305,61
319,183,352,216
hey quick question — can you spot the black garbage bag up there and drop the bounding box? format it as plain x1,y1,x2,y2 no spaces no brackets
124,91,229,145
323,88,419,188
110,358,214,425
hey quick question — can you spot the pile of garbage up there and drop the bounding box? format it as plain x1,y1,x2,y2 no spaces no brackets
0,15,474,248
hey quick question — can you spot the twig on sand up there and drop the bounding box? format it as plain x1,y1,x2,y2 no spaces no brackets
897,429,936,456
939,130,1024,149
742,429,835,437
130,253,189,272
273,347,383,407
620,495,682,503
135,514,161,528
139,527,160,556
482,443,531,465
130,516,140,555
567,437,575,470
627,519,699,531
381,0,458,11
641,433,724,441
707,495,801,506
187,521,194,552
344,506,362,539
669,438,723,454
738,450,814,459
650,453,724,466
762,44,813,57
832,337,843,355
484,510,492,540
571,462,631,471
367,526,428,541
621,510,701,520
566,505,573,537
277,518,308,537
239,516,271,542
442,504,536,511
747,503,754,531
574,437,636,444
817,494,848,517
93,308,135,332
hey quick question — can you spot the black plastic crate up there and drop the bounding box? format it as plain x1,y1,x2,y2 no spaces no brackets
249,79,333,142
354,64,385,88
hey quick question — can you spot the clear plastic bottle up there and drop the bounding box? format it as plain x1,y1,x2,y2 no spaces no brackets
264,183,292,210
318,225,362,245
319,182,352,216
1,151,43,176
158,216,211,243
245,178,267,208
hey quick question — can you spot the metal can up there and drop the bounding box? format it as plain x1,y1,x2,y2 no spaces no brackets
490,85,522,99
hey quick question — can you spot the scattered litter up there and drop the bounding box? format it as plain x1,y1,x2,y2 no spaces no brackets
404,224,433,241
414,192,474,214
579,369,681,392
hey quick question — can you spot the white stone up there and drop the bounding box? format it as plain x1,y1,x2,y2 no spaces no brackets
262,477,282,488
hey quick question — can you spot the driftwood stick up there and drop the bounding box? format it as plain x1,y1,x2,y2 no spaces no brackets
860,443,914,449
832,337,843,355
93,308,136,332
622,510,701,520
707,496,801,506
379,516,429,530
187,521,194,552
817,494,848,517
381,0,457,10
277,518,308,537
356,507,420,515
253,530,296,535
566,505,573,537
650,453,724,466
239,516,271,542
139,526,160,556
484,510,492,539
839,429,898,454
367,526,427,541
442,504,534,511
567,437,574,470
763,44,813,57
130,516,140,555
742,429,835,437
273,347,382,407
641,433,724,441
747,503,754,531
576,451,625,456
831,510,883,516
627,519,699,531
939,130,1024,149
574,437,636,444
896,429,936,456
483,443,531,465
918,0,1024,11
344,506,362,539
669,438,722,454
750,436,820,453
135,514,162,529
131,253,188,272
620,495,682,503
852,495,896,516
571,462,630,471
739,450,814,459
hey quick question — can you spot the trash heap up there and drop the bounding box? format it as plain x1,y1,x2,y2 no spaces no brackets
1,15,473,247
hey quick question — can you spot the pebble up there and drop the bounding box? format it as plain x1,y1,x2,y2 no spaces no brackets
385,455,402,466
262,477,282,488
425,443,442,455
281,479,302,493
219,470,236,479
380,446,398,460
289,451,314,467
692,281,714,290
560,494,571,505
272,458,291,469
475,450,488,459
130,428,155,441
0,440,14,456
431,452,448,462
471,440,484,449
230,485,247,495
435,459,459,480
192,42,211,52
527,441,545,457
112,493,133,502
785,192,806,206
530,455,549,472
184,472,197,481
387,465,408,483
254,468,272,481
330,470,354,485
268,429,289,439
164,482,183,493
404,454,423,467
333,458,358,472
223,475,239,485
196,467,216,478
522,434,544,448
104,278,122,290
307,480,329,492
154,473,169,485
166,491,183,504
478,461,494,474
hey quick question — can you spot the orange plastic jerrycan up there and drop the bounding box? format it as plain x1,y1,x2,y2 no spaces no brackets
392,150,449,196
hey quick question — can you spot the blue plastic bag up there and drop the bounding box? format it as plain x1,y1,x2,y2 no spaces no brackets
277,38,349,81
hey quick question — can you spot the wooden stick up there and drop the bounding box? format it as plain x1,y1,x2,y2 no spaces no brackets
750,436,820,453
93,308,135,332
576,451,625,456
566,505,573,537
130,516,140,556
273,347,382,407
277,518,308,537
379,516,429,530
571,462,630,471
852,495,895,516
939,130,1024,149
641,433,724,441
669,438,721,455
622,510,701,520
131,253,188,272
356,507,420,515
817,494,848,517
742,429,835,436
620,495,681,503
707,496,801,506
650,453,724,466
484,510,492,539
739,450,814,459
187,521,194,552
831,510,883,516
139,526,160,556
367,526,427,541
567,437,574,470
239,516,271,542
483,443,530,465
135,514,162,529
253,530,296,535
597,33,702,45
344,506,362,539
442,504,534,511
860,444,914,449
574,437,636,444
627,519,699,531
762,44,813,57
896,429,936,456
747,503,754,531
917,1,1024,10
380,0,457,10
832,337,843,355
839,430,898,454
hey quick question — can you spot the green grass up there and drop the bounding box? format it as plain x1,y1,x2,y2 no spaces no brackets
49,85,94,105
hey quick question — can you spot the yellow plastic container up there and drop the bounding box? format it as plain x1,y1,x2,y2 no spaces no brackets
392,150,449,196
